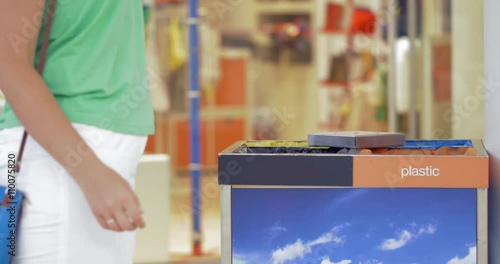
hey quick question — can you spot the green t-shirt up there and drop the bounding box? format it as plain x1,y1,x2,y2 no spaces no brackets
0,0,155,135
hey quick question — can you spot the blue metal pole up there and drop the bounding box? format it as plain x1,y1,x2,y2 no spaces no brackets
188,0,202,256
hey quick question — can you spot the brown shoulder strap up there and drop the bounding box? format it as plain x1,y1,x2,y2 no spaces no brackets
15,0,58,173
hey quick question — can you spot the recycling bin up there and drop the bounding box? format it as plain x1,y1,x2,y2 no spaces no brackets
218,139,488,264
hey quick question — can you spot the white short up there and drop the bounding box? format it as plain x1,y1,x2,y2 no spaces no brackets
0,124,147,264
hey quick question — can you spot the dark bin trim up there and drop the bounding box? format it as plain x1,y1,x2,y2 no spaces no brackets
218,153,353,186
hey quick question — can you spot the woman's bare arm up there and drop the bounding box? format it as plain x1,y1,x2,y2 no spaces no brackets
0,0,144,231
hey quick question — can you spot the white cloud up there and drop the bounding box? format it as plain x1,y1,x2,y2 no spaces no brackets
271,239,308,264
418,224,436,235
267,221,288,244
447,246,476,264
233,254,249,264
271,221,288,233
233,253,263,264
335,261,352,264
271,224,349,264
359,260,383,264
380,230,413,251
321,256,352,264
322,258,334,264
379,223,437,251
310,230,344,247
336,189,368,204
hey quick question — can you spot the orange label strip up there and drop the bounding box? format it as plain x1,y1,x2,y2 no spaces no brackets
353,156,489,188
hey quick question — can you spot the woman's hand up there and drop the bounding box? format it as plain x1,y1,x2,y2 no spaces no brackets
74,163,146,232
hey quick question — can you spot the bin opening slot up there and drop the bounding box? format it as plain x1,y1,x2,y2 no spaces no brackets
233,140,476,156
235,141,343,154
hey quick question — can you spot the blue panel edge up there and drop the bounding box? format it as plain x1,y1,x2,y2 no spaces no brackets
393,140,473,149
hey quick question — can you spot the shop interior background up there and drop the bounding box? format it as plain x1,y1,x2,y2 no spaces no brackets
0,0,485,263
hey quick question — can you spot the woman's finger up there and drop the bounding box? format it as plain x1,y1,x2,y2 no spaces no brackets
102,214,120,232
124,198,145,229
96,214,110,230
114,206,136,231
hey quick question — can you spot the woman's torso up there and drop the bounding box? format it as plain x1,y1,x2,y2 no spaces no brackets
0,0,155,135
